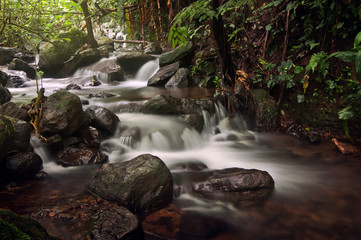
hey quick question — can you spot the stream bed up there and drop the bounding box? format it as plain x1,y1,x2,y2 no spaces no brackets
1,57,361,240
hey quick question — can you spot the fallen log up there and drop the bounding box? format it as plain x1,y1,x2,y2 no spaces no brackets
114,39,150,45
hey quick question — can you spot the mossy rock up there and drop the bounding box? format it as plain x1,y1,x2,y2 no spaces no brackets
39,28,87,74
0,209,58,240
0,115,14,163
0,85,12,105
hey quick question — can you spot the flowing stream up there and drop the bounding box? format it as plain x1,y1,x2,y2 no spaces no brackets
1,54,361,240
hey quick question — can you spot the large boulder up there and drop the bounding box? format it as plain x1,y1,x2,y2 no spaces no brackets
0,70,8,86
7,117,31,152
165,68,189,88
61,47,108,76
0,115,14,163
159,42,195,67
0,209,58,240
139,95,215,115
147,61,181,86
174,167,275,206
116,51,156,76
192,168,275,192
85,106,120,135
0,85,12,105
38,28,87,74
90,206,144,240
5,71,30,88
8,58,36,79
5,152,43,179
88,154,173,215
0,47,18,65
38,89,88,137
80,58,125,83
0,102,29,121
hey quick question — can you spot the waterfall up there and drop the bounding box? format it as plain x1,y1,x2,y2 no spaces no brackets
135,58,159,81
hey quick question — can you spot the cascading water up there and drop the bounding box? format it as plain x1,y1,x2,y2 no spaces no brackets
3,53,361,240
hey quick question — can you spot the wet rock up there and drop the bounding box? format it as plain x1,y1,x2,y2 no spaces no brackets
147,61,181,86
179,114,204,132
116,51,156,76
90,206,144,240
139,94,183,114
38,89,88,137
7,117,31,152
159,42,195,67
0,85,12,105
0,47,19,64
140,95,215,116
165,68,189,88
39,28,87,74
0,209,58,240
8,58,36,79
61,47,109,76
144,42,162,54
85,106,120,135
65,83,81,90
55,146,108,166
0,115,14,164
81,58,125,83
88,154,173,215
0,102,30,121
0,70,8,86
5,152,43,179
5,71,30,88
142,204,184,239
286,124,321,144
13,51,35,63
67,75,101,87
80,126,103,148
331,138,360,155
178,211,227,239
192,168,274,192
88,92,115,99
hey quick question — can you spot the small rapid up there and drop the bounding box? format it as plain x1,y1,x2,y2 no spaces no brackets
2,53,361,240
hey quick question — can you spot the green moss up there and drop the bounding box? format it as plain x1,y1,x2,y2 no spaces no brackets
0,209,58,240
0,218,31,240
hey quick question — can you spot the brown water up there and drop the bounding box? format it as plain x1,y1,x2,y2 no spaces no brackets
1,59,361,240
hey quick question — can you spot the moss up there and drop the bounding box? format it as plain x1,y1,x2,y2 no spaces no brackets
0,218,31,240
0,115,15,145
0,209,58,240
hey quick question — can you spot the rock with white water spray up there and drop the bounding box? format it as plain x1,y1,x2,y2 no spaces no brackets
147,61,181,87
85,105,120,135
8,58,36,79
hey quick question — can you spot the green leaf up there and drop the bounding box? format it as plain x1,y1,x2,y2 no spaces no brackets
330,51,357,62
265,24,272,32
354,31,361,49
294,66,303,74
355,51,361,81
342,120,353,143
338,106,354,120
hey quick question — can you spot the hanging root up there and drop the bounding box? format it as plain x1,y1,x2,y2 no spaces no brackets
28,88,47,141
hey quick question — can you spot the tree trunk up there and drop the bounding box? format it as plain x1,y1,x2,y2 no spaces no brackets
211,0,235,86
79,0,98,48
